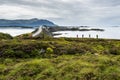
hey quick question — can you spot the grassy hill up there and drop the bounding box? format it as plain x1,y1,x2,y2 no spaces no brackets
0,32,13,40
0,37,120,80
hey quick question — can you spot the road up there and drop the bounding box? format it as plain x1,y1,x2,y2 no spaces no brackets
32,26,42,37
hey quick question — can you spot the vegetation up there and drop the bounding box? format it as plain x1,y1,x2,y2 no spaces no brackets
0,36,120,80
0,32,13,40
0,38,120,58
0,54,120,80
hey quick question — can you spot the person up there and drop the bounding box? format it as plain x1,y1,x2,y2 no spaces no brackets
89,34,91,38
77,35,78,38
96,35,98,39
82,34,84,38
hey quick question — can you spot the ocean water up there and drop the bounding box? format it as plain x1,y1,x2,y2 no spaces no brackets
0,27,120,39
0,28,34,36
53,27,120,39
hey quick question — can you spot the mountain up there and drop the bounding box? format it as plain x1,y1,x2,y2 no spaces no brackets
0,18,56,27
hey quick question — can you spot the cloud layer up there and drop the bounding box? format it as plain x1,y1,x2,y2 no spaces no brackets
0,0,120,26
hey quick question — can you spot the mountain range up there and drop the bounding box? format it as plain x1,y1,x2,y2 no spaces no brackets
0,18,56,27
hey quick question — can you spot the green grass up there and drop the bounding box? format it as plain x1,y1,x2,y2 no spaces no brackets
0,37,120,80
0,32,13,40
0,38,120,58
0,54,120,80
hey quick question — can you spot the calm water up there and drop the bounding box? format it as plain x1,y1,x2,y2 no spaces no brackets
0,27,120,39
53,27,120,39
0,28,34,36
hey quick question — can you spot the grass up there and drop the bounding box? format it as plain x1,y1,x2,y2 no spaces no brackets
0,36,120,80
0,54,120,80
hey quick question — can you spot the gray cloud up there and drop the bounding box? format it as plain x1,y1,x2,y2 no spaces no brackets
0,0,120,26
91,0,120,7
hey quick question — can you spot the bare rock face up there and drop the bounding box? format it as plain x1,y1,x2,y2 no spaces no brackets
32,25,53,38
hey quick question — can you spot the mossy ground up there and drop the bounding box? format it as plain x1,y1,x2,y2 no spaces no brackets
0,37,120,80
0,54,120,80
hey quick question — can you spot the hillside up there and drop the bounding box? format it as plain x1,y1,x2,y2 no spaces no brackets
0,33,13,40
0,18,56,27
0,37,120,80
0,54,120,80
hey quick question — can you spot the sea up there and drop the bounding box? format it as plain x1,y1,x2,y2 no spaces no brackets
0,27,34,36
53,26,120,39
0,26,120,39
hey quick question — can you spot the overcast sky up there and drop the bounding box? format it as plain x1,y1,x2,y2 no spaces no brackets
0,0,120,26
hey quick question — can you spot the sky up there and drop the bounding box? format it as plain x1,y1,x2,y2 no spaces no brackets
0,0,120,26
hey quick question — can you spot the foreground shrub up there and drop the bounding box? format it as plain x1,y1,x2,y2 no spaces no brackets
6,59,55,80
45,47,54,58
0,32,13,40
109,47,120,55
3,49,15,58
